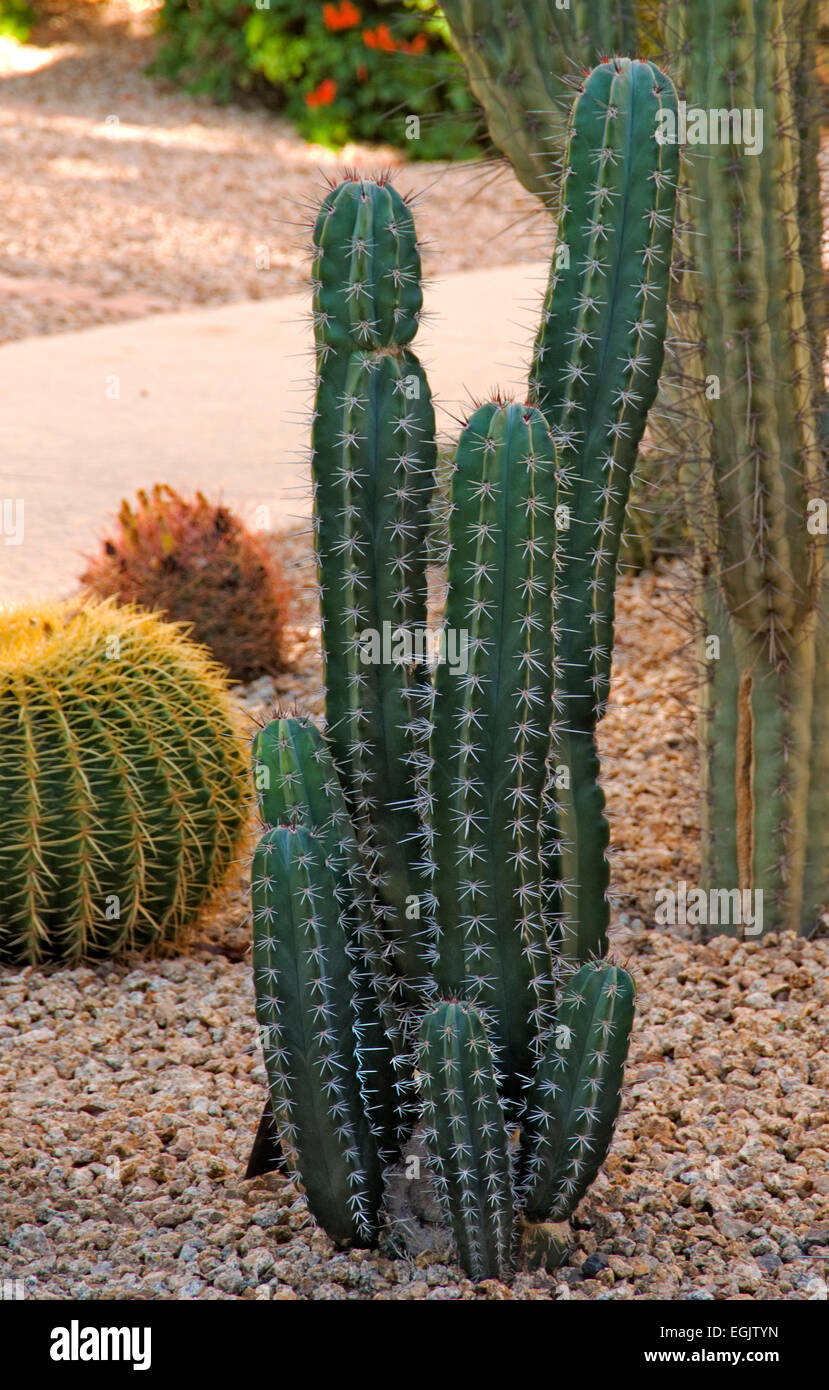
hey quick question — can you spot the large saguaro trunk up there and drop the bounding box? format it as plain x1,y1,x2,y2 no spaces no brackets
666,0,827,935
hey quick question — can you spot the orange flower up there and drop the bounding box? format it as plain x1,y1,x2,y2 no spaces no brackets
402,32,428,54
306,78,338,109
323,1,361,31
356,64,368,83
362,23,396,52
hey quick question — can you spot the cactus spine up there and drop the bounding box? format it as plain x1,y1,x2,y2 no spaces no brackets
251,61,676,1275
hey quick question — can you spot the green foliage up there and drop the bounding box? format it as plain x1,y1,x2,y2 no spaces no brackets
0,598,248,964
0,0,33,42
250,58,676,1278
152,0,481,158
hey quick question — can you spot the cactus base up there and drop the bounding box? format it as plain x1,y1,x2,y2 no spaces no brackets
517,1217,572,1274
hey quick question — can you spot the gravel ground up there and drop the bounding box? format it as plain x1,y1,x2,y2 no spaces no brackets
2,930,827,1301
2,558,828,1301
0,0,545,345
1,1,827,1304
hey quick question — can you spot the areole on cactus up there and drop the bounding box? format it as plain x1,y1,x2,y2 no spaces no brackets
249,58,678,1280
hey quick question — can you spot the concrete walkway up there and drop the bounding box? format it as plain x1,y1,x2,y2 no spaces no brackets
0,262,547,603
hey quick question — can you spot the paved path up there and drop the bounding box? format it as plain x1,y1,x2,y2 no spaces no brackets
0,262,547,603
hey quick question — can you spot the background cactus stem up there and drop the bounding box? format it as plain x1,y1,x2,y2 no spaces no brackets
663,0,827,934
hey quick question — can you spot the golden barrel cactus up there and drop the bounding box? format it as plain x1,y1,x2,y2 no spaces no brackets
0,598,248,964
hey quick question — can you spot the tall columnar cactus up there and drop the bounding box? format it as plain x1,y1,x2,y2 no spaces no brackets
439,1,642,202
0,598,247,963
531,57,679,959
424,400,559,1091
250,59,676,1278
311,176,437,994
660,0,827,934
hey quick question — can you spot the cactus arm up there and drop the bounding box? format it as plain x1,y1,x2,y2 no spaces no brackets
312,177,436,986
791,0,828,403
521,961,635,1221
529,57,678,962
314,347,436,984
663,0,827,932
312,177,422,351
253,715,375,945
425,401,558,1088
438,1,638,203
252,823,387,1246
680,0,820,645
252,715,410,1149
417,999,515,1281
700,585,820,935
802,572,829,932
530,57,679,722
548,726,611,964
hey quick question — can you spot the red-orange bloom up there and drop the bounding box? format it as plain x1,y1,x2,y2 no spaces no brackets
362,23,396,51
323,1,361,31
401,32,428,54
306,78,338,109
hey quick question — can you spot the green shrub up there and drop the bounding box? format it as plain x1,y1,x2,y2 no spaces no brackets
0,0,34,41
152,0,481,158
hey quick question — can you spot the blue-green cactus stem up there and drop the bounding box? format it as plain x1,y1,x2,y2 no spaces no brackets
417,999,515,1281
425,400,559,1090
521,961,635,1221
252,823,387,1246
312,345,436,990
